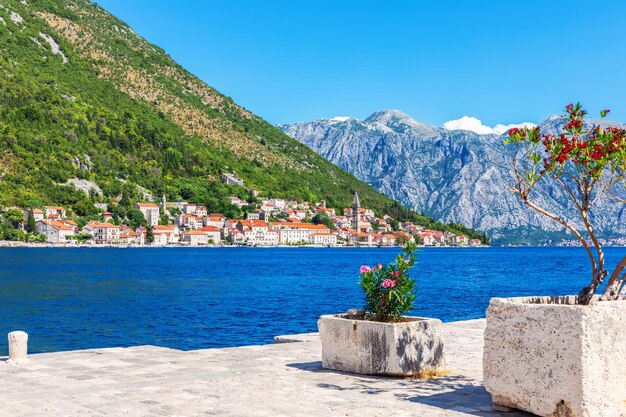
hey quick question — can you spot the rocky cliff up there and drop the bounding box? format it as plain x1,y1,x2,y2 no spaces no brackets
280,110,626,244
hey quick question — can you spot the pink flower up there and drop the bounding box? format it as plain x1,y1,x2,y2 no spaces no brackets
392,271,400,278
381,279,396,289
377,263,383,269
360,265,372,274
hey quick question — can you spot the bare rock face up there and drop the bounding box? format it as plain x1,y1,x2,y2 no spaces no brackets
65,178,103,196
484,296,626,417
318,314,446,376
279,112,626,245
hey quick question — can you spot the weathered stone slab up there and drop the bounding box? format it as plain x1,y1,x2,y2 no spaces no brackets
484,296,626,417
0,320,533,417
318,314,446,376
273,333,320,343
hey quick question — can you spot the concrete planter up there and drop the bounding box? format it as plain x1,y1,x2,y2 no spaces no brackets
317,314,446,376
484,296,626,417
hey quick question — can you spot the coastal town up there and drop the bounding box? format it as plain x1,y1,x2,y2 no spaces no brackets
0,180,482,248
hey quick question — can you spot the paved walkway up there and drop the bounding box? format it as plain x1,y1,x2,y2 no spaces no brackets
0,319,534,416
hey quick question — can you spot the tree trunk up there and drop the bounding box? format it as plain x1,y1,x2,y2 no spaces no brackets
578,269,607,305
601,256,626,300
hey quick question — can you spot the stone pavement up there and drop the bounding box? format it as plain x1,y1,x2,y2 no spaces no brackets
0,319,535,416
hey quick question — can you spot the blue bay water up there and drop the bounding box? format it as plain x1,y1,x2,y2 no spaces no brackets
0,246,625,355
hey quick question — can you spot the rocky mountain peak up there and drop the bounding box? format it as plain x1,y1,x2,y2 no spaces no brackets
365,109,423,126
279,111,626,244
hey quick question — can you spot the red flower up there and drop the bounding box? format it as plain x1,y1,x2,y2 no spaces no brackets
508,127,520,136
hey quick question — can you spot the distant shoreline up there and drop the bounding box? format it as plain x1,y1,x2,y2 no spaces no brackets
0,241,492,249
1,241,624,249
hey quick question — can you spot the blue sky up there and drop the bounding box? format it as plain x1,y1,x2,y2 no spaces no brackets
95,1,626,128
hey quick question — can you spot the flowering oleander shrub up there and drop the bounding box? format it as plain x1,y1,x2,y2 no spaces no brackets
359,242,417,322
505,103,626,305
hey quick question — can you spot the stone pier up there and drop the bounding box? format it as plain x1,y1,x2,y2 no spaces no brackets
0,319,534,416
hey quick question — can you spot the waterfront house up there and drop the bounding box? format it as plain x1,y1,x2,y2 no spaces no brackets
119,233,132,244
59,219,80,235
229,229,246,244
394,231,415,244
181,230,209,246
274,222,331,245
308,232,337,246
135,202,160,227
354,231,374,246
199,226,221,244
120,225,144,245
36,220,74,244
455,234,469,245
93,222,120,245
470,238,482,246
371,233,393,246
233,220,278,245
153,225,179,245
81,221,99,235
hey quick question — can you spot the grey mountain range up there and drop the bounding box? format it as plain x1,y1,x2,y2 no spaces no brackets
279,110,626,245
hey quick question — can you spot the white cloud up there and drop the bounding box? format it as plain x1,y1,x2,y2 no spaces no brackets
442,116,535,135
491,122,536,135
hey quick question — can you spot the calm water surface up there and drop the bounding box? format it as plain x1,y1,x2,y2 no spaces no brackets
0,246,624,354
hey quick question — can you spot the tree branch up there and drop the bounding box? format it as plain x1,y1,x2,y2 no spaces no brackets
518,196,597,272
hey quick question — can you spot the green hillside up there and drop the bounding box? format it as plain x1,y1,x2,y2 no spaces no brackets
0,0,487,241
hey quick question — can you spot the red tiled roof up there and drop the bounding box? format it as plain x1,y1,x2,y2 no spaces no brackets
200,226,219,232
94,222,119,229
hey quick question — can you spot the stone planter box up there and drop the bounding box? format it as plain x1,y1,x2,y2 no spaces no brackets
317,314,446,376
484,296,626,417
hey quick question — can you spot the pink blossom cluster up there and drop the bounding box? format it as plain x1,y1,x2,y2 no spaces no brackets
381,279,396,288
360,264,384,274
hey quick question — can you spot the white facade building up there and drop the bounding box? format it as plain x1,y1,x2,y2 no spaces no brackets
309,232,337,246
181,231,209,246
135,203,160,227
93,222,120,245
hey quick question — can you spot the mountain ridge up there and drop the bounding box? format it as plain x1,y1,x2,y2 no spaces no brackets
0,0,484,240
279,110,626,244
